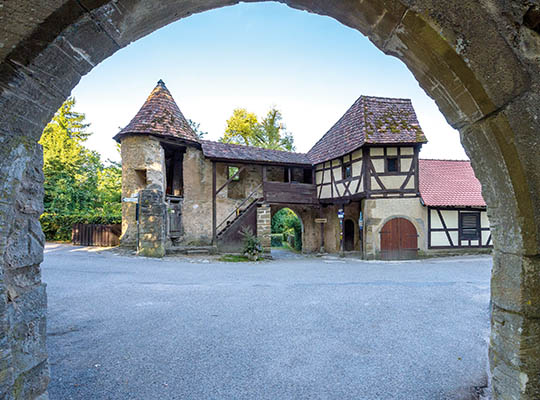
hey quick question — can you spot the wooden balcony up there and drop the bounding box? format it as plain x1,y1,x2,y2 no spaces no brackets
263,181,317,205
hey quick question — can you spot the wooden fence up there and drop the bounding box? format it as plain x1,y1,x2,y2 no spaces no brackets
72,224,122,247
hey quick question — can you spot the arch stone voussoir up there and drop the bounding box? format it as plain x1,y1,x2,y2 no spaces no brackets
0,0,539,398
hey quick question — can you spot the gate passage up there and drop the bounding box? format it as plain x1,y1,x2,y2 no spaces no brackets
380,218,418,260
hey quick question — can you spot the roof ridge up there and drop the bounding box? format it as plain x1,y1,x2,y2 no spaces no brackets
419,158,471,162
361,95,413,102
202,140,307,156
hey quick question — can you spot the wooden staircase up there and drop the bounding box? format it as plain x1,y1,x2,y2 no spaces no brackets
216,197,261,240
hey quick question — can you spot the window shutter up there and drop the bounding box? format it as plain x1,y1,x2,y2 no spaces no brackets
460,213,480,240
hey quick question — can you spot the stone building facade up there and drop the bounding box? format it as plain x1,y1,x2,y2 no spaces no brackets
117,80,492,259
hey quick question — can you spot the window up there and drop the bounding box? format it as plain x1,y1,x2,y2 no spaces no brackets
460,212,480,240
228,166,240,181
134,168,147,189
342,157,352,179
387,157,398,173
344,165,352,179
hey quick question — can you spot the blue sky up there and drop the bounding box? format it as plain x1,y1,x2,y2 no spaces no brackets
72,2,467,162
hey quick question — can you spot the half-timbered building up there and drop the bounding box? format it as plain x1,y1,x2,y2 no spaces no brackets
115,80,491,259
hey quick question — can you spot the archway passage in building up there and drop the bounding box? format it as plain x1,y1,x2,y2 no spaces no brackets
344,219,355,252
0,1,539,399
271,207,302,257
380,218,418,260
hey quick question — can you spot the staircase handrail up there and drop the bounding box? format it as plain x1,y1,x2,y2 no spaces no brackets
216,183,262,233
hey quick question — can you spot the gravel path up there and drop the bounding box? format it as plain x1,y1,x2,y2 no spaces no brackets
43,243,492,400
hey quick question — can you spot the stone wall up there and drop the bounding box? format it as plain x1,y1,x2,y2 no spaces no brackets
256,204,271,252
138,189,166,257
0,143,49,399
362,197,428,259
120,135,165,246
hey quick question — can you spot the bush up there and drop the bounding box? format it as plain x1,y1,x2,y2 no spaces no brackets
271,233,283,247
240,226,263,261
40,212,121,242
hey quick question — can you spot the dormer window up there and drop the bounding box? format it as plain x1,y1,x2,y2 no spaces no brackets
387,157,398,173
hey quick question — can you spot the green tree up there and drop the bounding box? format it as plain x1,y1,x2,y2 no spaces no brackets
39,97,122,240
253,108,295,151
220,107,295,151
188,119,208,140
220,108,259,146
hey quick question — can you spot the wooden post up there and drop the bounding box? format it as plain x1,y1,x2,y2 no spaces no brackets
319,207,325,253
288,167,292,185
212,162,217,244
262,165,267,201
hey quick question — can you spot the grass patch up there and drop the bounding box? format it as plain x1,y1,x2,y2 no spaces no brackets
219,254,251,262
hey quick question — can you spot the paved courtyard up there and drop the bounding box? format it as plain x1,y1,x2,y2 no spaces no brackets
43,244,492,400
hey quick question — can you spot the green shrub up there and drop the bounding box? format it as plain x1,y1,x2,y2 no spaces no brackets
271,233,283,247
240,226,263,261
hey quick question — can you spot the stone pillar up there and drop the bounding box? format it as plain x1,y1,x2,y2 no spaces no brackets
0,141,49,399
256,204,271,253
489,252,540,399
138,189,166,258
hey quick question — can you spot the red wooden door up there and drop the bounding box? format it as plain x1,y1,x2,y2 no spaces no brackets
380,218,418,260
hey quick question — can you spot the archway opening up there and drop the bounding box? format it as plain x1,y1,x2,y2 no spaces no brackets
0,1,539,399
271,207,302,255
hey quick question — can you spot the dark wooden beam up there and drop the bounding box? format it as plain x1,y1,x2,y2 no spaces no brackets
212,162,217,244
216,165,246,196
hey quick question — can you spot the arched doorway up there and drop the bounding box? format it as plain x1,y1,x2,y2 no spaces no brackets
0,2,539,399
270,207,303,257
344,219,355,251
380,218,418,260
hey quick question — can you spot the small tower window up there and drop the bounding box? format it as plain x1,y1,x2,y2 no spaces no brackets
387,157,398,173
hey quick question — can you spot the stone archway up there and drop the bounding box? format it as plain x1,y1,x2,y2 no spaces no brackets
0,1,538,398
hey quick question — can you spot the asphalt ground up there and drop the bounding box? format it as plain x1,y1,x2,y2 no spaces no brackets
43,244,492,400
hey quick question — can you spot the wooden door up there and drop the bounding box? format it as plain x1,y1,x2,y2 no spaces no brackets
344,219,355,251
168,200,183,238
380,218,418,260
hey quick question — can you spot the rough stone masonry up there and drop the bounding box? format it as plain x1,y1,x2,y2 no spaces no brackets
0,1,538,399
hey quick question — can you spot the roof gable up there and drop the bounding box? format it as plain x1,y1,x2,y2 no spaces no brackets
307,96,427,164
114,80,199,143
419,159,486,207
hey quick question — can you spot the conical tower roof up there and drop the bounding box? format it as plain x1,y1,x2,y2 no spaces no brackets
114,80,199,143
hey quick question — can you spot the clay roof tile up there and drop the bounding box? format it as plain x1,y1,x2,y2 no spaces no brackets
419,159,486,207
114,80,199,143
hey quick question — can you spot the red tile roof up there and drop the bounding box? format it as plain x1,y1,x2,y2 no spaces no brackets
201,140,312,166
307,96,427,164
114,80,199,143
419,159,486,207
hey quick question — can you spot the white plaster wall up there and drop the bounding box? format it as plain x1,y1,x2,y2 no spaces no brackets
401,158,412,171
401,147,414,155
372,159,385,172
379,175,406,189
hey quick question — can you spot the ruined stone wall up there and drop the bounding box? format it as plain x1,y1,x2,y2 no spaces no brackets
363,197,427,259
120,135,165,246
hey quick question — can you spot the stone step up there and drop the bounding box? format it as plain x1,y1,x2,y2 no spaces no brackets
167,245,217,255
